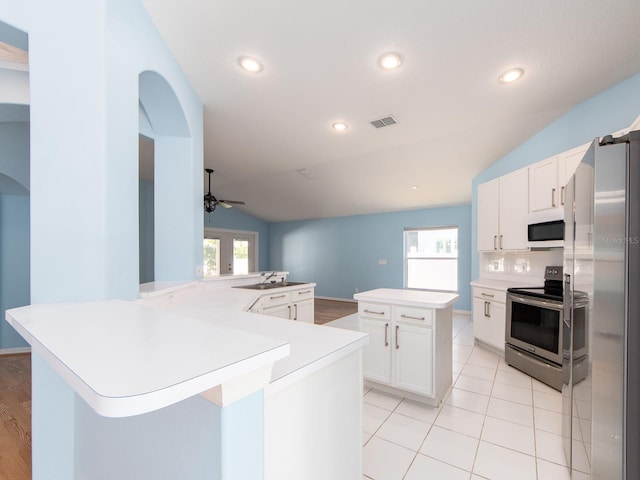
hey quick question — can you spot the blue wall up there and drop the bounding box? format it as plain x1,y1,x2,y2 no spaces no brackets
139,179,154,283
471,73,640,280
0,120,30,350
0,194,29,349
205,207,270,272
269,205,472,311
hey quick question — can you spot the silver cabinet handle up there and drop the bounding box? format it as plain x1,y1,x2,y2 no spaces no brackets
486,301,491,318
484,301,489,317
288,305,292,319
493,235,497,250
294,303,298,321
480,292,494,298
270,294,287,300
499,235,503,250
552,188,557,207
297,290,311,295
384,323,389,347
400,314,425,321
395,325,399,350
364,309,385,316
561,186,565,206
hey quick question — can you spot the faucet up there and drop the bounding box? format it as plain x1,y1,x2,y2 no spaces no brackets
261,271,278,284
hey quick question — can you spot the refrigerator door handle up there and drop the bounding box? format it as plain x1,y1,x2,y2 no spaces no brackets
563,273,571,329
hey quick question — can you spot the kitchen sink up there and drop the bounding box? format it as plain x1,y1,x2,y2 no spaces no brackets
233,281,309,290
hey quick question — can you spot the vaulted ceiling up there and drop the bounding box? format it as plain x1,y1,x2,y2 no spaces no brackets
141,0,640,222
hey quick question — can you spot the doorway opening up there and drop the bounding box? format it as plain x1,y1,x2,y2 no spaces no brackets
204,228,257,276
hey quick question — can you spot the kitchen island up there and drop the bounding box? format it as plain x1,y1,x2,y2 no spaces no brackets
7,275,368,480
354,288,458,406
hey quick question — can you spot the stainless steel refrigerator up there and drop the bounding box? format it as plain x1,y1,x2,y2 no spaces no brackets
563,130,639,479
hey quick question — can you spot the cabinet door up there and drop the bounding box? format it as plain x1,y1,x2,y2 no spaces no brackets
529,156,559,213
393,323,433,396
559,143,589,207
472,297,492,345
262,303,291,320
293,298,314,323
472,298,506,351
499,168,529,250
477,179,500,252
361,318,391,385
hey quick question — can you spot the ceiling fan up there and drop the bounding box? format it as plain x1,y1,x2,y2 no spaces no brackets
204,168,246,213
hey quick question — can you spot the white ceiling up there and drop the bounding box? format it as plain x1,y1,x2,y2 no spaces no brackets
141,0,640,222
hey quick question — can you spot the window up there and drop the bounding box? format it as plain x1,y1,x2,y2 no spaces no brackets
404,226,458,292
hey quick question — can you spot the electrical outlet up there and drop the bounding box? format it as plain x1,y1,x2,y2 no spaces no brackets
354,287,359,293
378,259,387,265
196,265,203,277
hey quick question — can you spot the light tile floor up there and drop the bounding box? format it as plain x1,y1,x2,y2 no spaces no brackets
359,313,587,480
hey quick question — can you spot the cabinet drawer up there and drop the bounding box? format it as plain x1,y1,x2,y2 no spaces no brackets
394,305,433,326
291,287,314,302
358,302,391,320
473,287,506,304
261,291,291,309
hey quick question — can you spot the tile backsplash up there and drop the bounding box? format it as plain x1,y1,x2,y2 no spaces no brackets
479,249,563,284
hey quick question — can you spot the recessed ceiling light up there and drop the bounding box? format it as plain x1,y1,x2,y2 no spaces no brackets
411,185,419,190
499,67,524,84
332,122,349,132
238,56,263,73
378,52,402,70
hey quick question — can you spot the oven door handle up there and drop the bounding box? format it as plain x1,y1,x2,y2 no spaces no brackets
507,292,562,310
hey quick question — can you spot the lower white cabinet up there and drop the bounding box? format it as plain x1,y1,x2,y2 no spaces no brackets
472,286,506,352
251,286,315,323
358,300,451,405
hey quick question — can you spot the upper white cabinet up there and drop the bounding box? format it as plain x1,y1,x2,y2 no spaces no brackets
477,168,529,252
529,143,589,216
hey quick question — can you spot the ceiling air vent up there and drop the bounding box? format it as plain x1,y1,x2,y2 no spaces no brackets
370,115,398,129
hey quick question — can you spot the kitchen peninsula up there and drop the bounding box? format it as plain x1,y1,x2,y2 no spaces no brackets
355,288,458,406
7,274,368,480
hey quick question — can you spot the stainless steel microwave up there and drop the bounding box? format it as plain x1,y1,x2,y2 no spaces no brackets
527,220,564,248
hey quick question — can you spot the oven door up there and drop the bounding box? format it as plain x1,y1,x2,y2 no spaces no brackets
506,293,563,365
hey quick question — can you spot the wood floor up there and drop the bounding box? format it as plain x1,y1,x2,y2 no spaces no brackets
0,353,31,480
314,298,358,325
0,298,356,479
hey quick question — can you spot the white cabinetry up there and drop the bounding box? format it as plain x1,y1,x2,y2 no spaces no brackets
528,143,589,217
477,168,529,252
357,298,451,406
472,286,506,352
250,286,315,323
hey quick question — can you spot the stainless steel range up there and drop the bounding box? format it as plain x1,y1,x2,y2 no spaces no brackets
505,265,588,390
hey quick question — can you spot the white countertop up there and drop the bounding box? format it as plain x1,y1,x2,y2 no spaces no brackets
7,277,368,417
6,300,289,418
470,278,540,291
354,288,458,308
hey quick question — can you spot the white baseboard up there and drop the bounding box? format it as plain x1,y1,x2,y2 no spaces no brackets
0,347,31,355
314,296,357,303
453,309,471,316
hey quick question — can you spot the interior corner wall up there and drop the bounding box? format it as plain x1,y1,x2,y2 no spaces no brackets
2,0,203,304
268,205,472,311
0,194,29,349
471,72,640,281
205,208,270,271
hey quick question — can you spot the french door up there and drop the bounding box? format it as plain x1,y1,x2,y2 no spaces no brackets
203,229,257,276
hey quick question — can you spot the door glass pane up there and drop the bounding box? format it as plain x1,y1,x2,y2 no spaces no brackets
233,238,249,275
203,238,220,277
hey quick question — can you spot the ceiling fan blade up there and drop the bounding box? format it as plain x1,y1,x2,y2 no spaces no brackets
219,199,246,206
